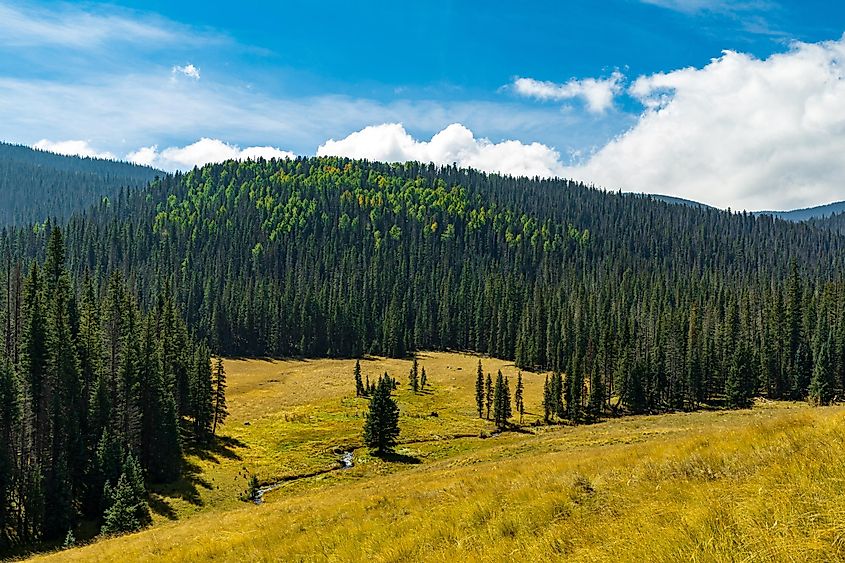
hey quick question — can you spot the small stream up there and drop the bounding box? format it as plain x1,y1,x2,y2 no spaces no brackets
252,450,354,504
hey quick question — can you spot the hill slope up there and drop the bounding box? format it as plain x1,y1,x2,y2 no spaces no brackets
0,142,158,225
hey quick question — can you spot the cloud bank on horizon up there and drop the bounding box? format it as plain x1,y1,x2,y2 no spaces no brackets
6,0,845,211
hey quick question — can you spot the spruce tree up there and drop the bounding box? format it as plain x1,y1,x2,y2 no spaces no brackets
587,364,604,420
725,343,754,409
409,356,419,392
191,344,213,442
363,375,400,454
809,337,836,406
543,374,552,423
100,455,150,536
493,370,506,428
212,357,228,436
420,367,427,390
485,373,493,419
475,360,484,418
354,359,364,397
514,371,524,424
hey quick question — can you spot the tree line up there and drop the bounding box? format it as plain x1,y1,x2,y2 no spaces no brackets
0,228,226,552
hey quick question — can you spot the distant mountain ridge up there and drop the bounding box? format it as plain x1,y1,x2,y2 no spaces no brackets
755,201,845,222
652,192,845,222
0,142,159,225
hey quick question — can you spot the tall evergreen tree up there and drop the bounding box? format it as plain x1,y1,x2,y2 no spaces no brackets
484,373,493,420
354,359,364,397
475,360,484,418
363,375,400,454
809,337,836,406
409,356,419,392
514,371,524,424
212,357,228,436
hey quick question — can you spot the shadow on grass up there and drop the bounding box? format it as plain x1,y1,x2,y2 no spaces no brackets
148,494,178,520
375,451,422,464
150,458,212,509
184,434,246,464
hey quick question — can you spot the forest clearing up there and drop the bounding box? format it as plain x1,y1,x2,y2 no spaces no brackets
28,352,845,562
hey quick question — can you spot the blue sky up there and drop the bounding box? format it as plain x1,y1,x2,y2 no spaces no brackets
2,0,845,209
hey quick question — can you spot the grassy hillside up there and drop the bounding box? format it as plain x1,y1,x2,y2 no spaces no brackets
27,352,845,562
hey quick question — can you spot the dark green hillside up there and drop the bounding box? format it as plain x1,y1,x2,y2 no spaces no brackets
0,142,158,225
3,156,845,414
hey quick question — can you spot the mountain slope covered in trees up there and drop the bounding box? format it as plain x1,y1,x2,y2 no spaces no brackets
0,143,158,225
3,157,845,410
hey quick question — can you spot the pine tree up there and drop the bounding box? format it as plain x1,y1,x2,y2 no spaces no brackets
514,371,524,424
409,356,419,392
420,367,427,390
100,455,150,536
485,373,493,419
354,359,364,397
543,374,552,423
725,343,754,409
363,375,400,454
587,364,604,420
493,370,506,428
191,344,213,442
475,360,484,418
212,357,228,436
503,374,512,422
809,337,836,406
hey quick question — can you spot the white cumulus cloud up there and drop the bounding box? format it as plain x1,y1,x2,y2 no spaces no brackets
565,35,845,210
512,72,624,114
33,139,115,159
126,138,294,171
317,123,565,178
172,63,200,80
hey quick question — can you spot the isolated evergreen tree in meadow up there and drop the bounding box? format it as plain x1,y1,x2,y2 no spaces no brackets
354,359,364,397
363,375,400,455
100,455,150,536
212,357,228,436
485,373,493,419
514,371,524,424
475,360,484,418
420,367,427,390
409,356,419,392
809,337,836,406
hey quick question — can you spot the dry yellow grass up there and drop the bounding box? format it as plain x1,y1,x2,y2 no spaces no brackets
27,353,845,562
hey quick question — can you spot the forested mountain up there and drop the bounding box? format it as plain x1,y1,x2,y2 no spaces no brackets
3,157,845,403
2,156,845,550
0,143,158,225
